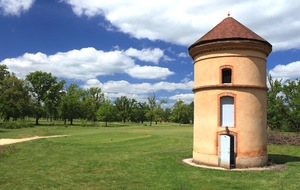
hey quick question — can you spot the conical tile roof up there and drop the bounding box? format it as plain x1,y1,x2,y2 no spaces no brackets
189,17,271,50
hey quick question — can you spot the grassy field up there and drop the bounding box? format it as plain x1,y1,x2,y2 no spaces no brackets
0,122,299,190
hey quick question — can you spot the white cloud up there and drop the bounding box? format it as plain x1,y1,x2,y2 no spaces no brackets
169,93,194,103
163,55,174,62
85,78,102,87
1,47,173,80
124,48,164,64
153,81,193,92
126,65,174,79
101,80,193,94
178,52,188,58
62,0,300,51
269,61,300,80
82,79,193,103
181,77,191,83
0,0,34,15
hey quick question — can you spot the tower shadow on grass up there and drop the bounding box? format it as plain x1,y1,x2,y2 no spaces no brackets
268,154,300,164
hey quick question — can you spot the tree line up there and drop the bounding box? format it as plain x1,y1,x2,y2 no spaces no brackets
267,75,300,132
0,65,193,126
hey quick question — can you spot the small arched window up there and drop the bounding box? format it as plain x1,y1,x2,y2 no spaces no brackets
222,68,232,84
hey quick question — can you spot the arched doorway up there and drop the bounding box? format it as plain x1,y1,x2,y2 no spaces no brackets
218,134,236,169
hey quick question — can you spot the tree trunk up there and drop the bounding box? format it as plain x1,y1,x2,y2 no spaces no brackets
149,115,153,126
35,117,39,125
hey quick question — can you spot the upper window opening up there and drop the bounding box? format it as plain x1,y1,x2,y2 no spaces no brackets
222,69,232,84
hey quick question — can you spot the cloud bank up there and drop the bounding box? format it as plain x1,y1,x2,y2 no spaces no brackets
82,79,194,103
269,61,300,80
62,0,300,51
1,47,173,80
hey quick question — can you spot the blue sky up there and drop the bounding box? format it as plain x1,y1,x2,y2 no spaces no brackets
0,0,299,107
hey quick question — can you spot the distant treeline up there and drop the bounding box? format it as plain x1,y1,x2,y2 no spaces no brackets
0,64,193,127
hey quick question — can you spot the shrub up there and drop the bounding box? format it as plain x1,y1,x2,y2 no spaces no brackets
80,119,96,127
0,121,34,129
267,130,300,146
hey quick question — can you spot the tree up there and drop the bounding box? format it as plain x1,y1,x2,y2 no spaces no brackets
162,108,172,122
153,100,167,124
59,84,83,125
97,99,117,127
267,75,285,130
146,94,156,126
281,79,300,131
26,71,64,125
44,80,65,122
0,64,9,81
82,87,104,123
0,73,31,121
170,99,192,124
267,75,300,132
115,96,136,123
130,101,148,123
146,93,166,126
0,64,10,119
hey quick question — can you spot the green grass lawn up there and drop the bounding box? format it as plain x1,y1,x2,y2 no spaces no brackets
0,122,300,190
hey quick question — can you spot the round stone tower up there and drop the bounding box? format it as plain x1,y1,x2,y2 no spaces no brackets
188,16,272,168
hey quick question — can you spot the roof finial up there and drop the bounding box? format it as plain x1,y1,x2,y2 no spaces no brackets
227,11,231,17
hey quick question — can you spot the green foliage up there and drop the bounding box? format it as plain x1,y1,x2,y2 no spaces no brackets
59,84,83,125
0,121,34,129
267,75,285,130
0,65,195,126
26,71,65,125
80,119,96,127
0,74,31,121
281,79,300,131
170,99,193,124
146,94,167,125
267,75,300,132
81,87,104,123
0,64,9,81
114,96,136,123
0,65,196,126
146,94,156,126
44,78,65,122
130,102,148,123
97,99,118,127
162,107,172,122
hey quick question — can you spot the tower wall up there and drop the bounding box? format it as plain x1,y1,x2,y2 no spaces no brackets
192,49,268,168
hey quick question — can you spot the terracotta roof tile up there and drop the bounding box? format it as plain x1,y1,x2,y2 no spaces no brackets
189,17,271,49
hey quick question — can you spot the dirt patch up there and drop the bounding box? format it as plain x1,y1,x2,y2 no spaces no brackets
267,131,300,146
0,135,67,146
0,145,16,153
181,158,287,171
